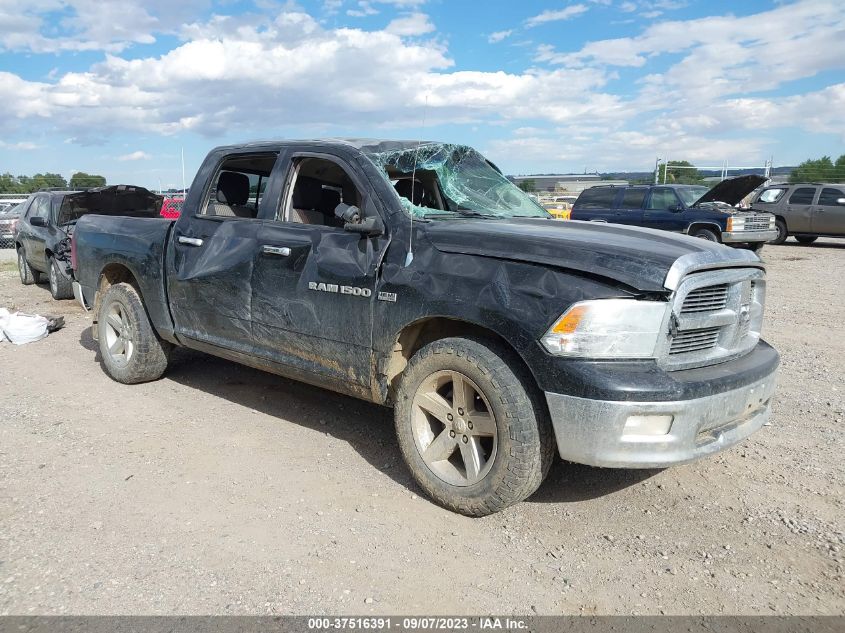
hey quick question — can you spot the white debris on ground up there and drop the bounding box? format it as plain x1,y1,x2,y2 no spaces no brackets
0,308,50,344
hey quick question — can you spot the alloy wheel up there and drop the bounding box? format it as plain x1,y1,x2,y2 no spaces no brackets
103,301,135,364
411,370,498,486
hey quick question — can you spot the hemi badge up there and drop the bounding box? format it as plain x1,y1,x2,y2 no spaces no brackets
378,291,397,303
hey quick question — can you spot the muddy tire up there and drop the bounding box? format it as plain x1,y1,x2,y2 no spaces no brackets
394,336,554,517
48,257,73,300
17,248,40,285
795,235,817,244
97,282,170,384
692,228,720,242
770,219,788,245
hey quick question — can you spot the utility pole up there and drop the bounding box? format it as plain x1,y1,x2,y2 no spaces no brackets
654,157,661,185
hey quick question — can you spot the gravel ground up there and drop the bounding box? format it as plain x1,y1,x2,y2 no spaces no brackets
0,240,843,615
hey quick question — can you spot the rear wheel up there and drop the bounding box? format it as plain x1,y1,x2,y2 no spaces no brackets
794,235,818,244
97,282,171,384
394,336,554,516
770,219,788,245
692,228,720,242
17,248,40,285
48,257,73,300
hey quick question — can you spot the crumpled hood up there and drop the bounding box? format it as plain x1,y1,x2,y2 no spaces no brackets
694,175,767,206
425,218,751,293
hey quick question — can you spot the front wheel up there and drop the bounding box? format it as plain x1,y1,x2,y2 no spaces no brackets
394,337,554,516
17,248,40,285
48,257,74,300
770,219,788,245
97,282,171,384
692,228,720,242
794,235,818,244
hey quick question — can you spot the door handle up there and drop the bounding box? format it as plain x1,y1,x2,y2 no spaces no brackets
177,236,204,247
262,245,291,256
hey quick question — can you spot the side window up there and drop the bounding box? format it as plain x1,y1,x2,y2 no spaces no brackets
646,188,680,211
576,188,618,209
788,187,817,205
281,157,363,227
620,189,646,210
30,196,50,219
757,188,786,204
818,187,845,206
200,152,278,218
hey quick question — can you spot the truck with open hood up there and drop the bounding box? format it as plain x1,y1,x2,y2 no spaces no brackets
69,140,779,516
570,176,776,250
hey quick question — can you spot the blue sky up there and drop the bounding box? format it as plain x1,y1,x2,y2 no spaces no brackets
0,0,843,189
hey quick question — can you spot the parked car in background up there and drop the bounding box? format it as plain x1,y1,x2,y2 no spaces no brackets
14,186,162,299
751,183,845,244
571,176,776,251
0,203,24,249
542,195,577,220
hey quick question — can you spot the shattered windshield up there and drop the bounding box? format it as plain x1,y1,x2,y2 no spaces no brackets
364,143,550,219
676,186,709,207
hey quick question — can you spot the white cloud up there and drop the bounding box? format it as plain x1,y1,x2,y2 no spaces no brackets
118,150,152,161
525,4,589,28
488,30,512,44
385,12,435,36
347,2,378,17
0,140,39,150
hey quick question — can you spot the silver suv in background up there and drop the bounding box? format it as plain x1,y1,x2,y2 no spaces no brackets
752,183,845,244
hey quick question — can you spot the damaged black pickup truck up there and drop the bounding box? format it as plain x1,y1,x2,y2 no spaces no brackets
71,140,779,516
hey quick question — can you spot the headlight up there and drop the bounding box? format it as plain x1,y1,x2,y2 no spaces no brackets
727,216,744,231
540,299,669,358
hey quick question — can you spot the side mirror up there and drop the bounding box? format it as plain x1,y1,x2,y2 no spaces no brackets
837,198,845,205
29,216,47,227
344,215,384,237
669,204,684,213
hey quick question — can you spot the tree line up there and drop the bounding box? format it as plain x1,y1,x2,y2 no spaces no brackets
789,155,845,183
0,171,107,194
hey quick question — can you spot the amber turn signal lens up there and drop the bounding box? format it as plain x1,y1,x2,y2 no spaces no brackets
551,305,587,335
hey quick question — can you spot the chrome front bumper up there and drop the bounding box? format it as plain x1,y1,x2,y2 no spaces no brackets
722,230,777,243
545,370,777,468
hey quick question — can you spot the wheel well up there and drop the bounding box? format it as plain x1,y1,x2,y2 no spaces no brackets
92,263,139,318
382,317,536,403
687,222,722,237
775,215,788,230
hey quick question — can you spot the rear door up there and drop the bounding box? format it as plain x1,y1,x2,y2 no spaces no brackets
166,150,279,353
783,186,817,232
643,187,685,231
813,186,845,235
249,148,390,390
613,188,646,225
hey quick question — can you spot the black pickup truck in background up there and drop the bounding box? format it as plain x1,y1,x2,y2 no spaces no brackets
71,140,779,516
570,176,776,251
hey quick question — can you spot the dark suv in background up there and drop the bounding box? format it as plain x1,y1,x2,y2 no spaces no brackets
751,183,845,244
571,176,776,251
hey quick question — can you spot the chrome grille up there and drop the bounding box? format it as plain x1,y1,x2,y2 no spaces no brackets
681,284,729,314
744,215,773,231
660,267,766,370
670,327,721,354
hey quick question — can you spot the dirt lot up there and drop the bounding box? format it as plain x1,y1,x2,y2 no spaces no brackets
0,241,843,616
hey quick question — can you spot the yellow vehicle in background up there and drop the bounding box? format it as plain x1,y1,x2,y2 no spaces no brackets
542,195,577,220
